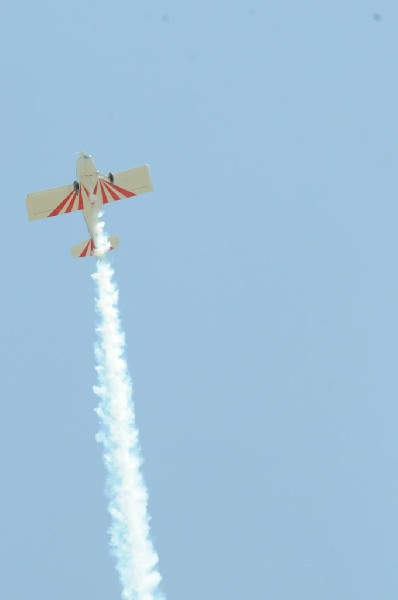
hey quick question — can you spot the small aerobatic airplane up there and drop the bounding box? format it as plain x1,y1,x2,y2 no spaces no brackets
26,152,153,257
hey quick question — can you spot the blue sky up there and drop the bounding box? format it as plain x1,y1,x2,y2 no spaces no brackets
1,1,398,598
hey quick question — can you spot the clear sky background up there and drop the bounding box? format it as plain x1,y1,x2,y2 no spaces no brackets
1,1,398,599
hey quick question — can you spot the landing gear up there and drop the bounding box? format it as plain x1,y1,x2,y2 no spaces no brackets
108,172,114,184
73,181,80,192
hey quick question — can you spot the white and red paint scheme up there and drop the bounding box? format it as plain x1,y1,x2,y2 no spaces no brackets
26,152,153,257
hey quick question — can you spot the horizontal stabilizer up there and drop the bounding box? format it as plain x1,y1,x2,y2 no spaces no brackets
71,235,120,258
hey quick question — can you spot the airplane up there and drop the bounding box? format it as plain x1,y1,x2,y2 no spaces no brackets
26,152,153,257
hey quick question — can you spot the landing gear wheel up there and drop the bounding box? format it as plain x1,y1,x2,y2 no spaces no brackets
73,181,80,192
108,172,114,184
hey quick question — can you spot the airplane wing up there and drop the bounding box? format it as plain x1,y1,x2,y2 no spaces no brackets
26,164,153,220
26,183,90,221
94,164,153,206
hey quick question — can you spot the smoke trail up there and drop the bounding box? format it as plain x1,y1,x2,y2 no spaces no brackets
92,215,164,600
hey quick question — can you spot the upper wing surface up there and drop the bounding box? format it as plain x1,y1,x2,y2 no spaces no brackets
26,183,90,221
94,165,153,205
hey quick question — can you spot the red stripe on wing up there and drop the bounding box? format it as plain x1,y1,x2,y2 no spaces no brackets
77,187,84,210
109,182,137,198
65,192,78,213
48,190,75,217
99,180,109,204
101,180,120,201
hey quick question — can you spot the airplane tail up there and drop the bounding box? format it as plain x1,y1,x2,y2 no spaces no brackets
71,235,120,258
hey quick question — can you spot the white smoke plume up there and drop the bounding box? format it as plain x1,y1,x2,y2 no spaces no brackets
92,214,164,600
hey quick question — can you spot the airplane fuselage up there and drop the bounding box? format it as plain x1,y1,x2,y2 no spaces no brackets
76,152,101,242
